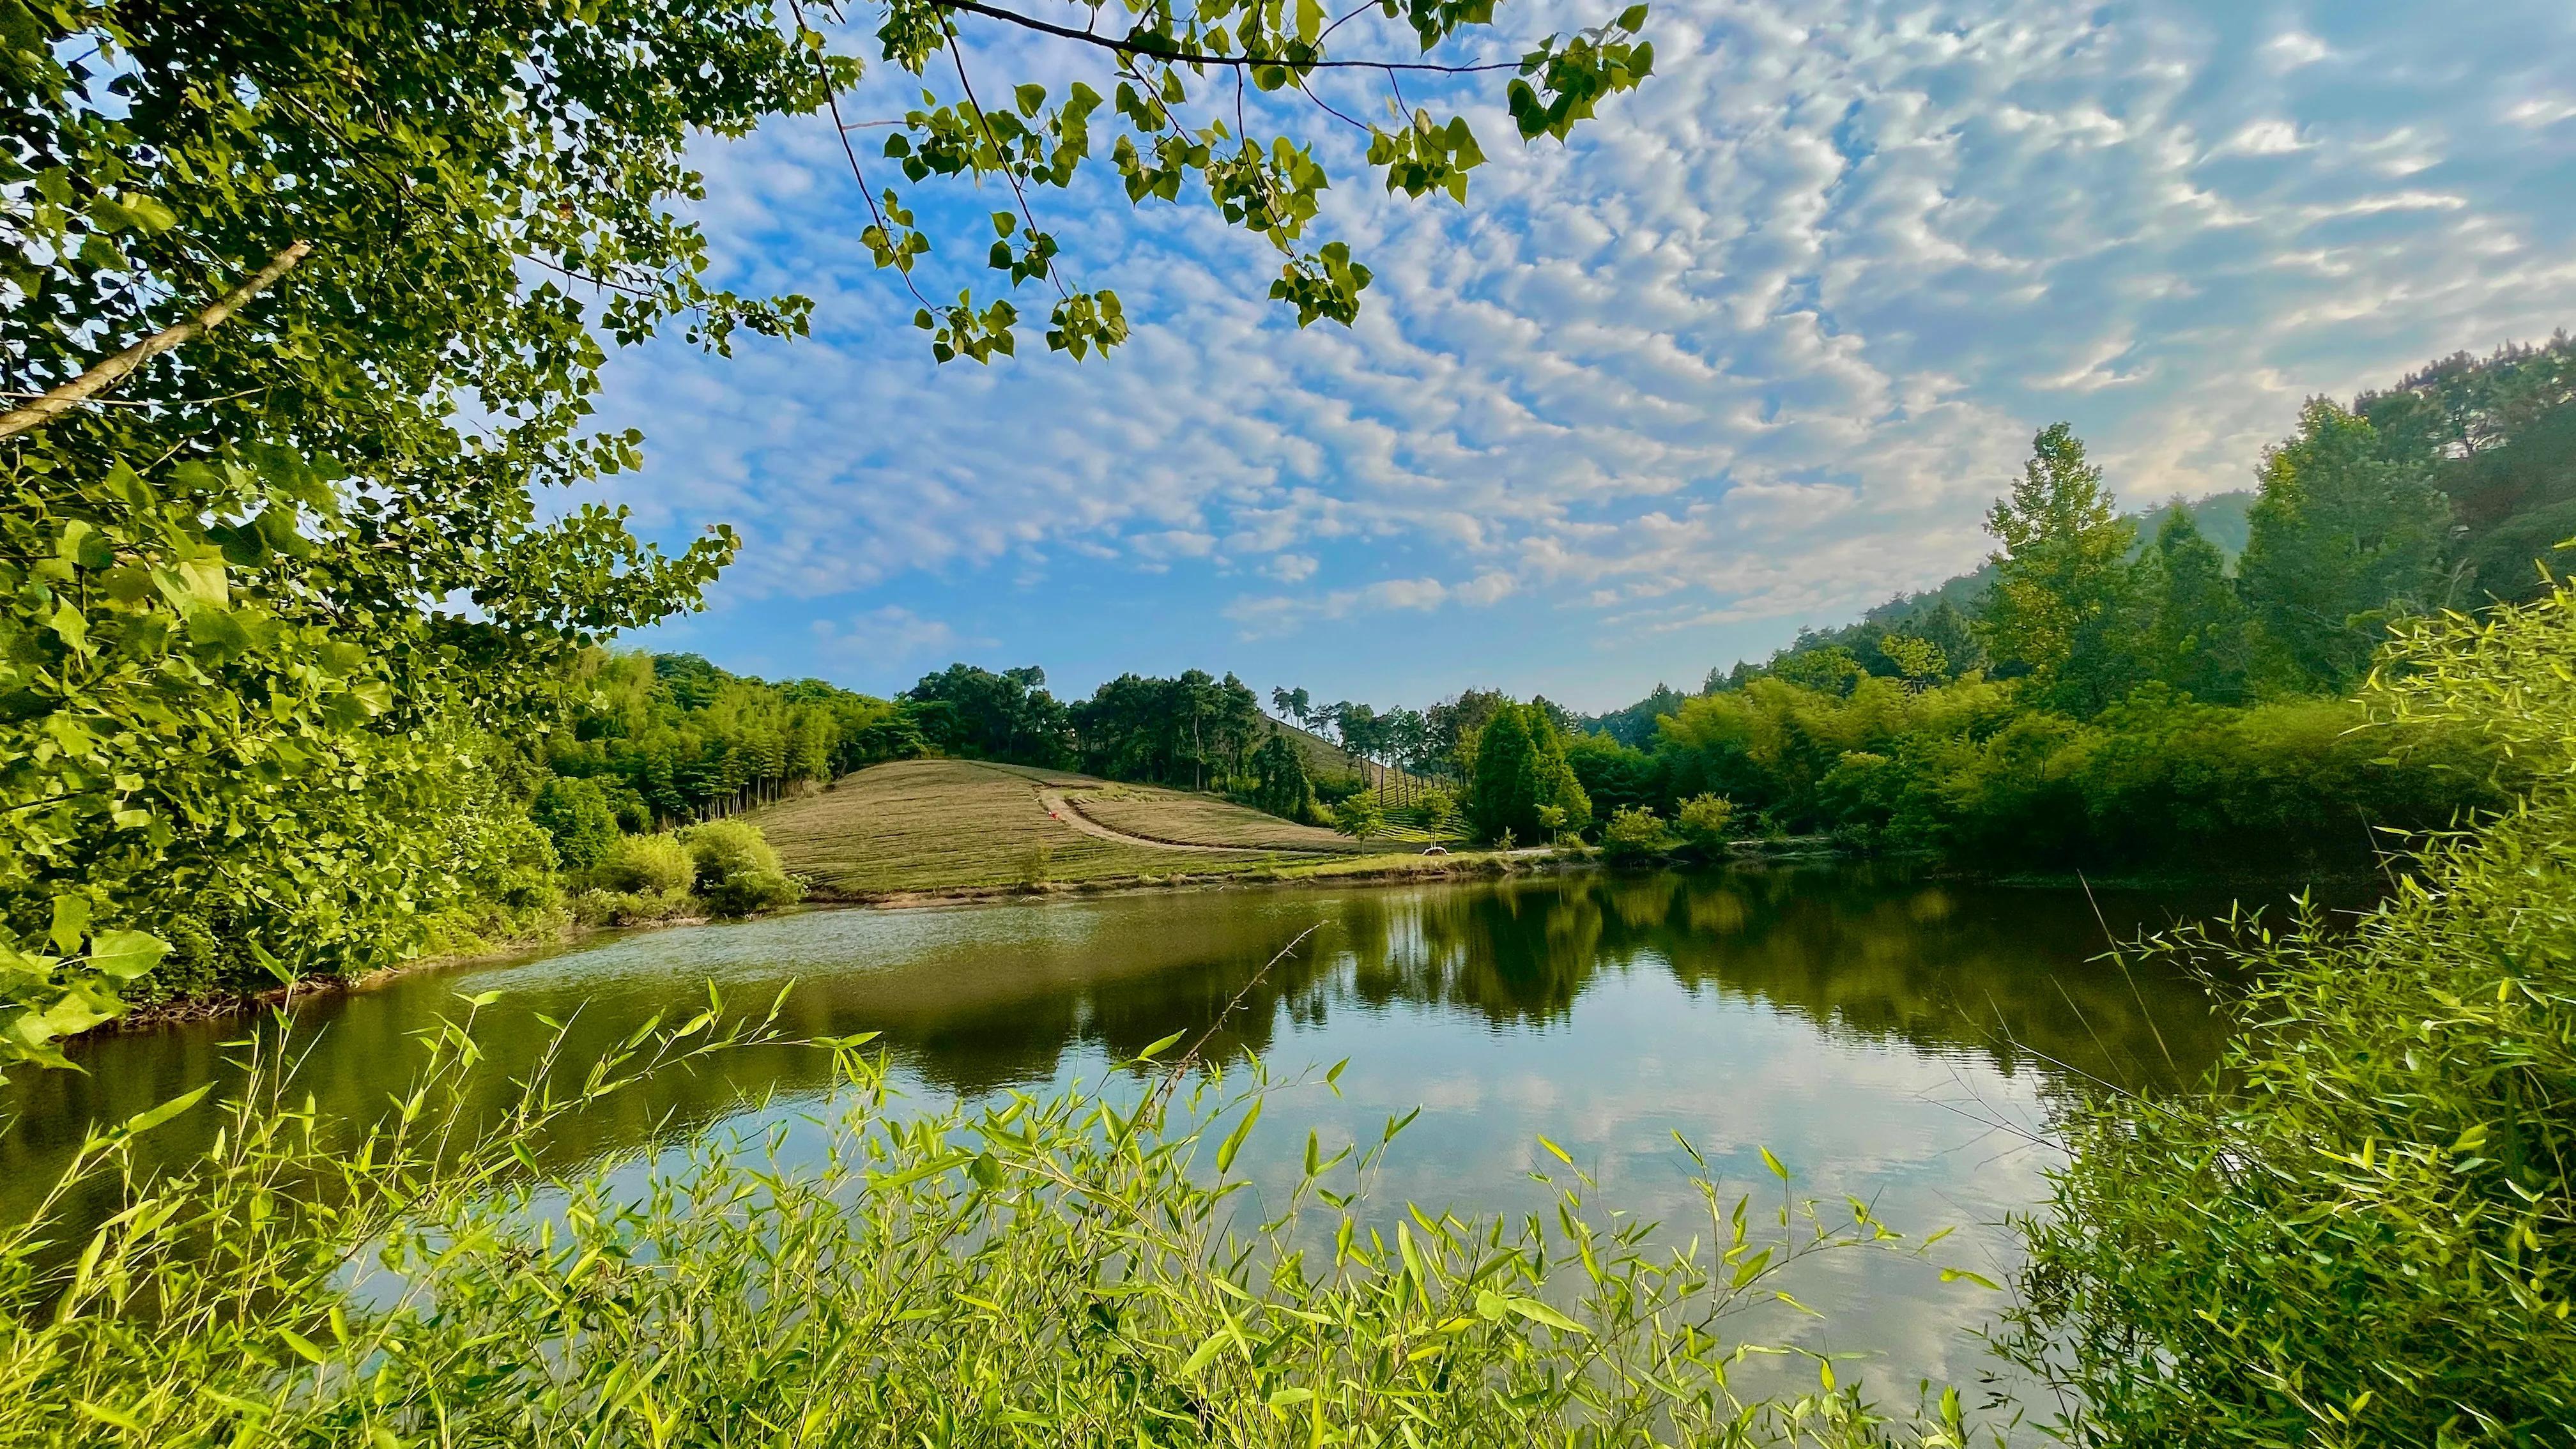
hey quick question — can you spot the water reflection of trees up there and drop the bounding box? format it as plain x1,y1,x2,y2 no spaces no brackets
885,868,2236,1097
0,868,2245,1227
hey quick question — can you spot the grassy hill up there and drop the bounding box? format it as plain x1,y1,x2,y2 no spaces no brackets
755,758,1395,900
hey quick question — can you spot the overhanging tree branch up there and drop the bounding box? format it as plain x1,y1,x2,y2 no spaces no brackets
924,0,1521,73
0,240,312,442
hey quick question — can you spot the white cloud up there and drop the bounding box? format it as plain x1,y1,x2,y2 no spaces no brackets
2262,31,2332,70
2506,96,2576,128
2212,119,2310,157
807,606,967,666
1264,553,1320,583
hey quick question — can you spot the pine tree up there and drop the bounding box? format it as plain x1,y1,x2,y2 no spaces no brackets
1250,730,1313,822
2136,507,2253,703
1977,424,2141,714
1466,703,1590,845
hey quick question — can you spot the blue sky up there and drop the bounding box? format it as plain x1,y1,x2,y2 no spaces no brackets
583,0,2576,712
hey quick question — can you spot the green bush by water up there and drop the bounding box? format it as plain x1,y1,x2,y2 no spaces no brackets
678,819,802,916
589,832,696,896
1997,580,2576,1443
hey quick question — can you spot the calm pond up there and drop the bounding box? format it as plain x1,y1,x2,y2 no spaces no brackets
4,864,2278,1413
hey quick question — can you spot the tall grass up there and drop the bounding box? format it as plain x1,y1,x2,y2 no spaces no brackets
0,997,1996,1447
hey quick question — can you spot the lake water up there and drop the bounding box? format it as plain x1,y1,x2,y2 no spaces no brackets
1,864,2263,1420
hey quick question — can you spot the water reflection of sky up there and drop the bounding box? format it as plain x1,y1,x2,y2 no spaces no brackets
4,865,2292,1427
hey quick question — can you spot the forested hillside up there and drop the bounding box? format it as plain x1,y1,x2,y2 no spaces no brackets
1519,337,2573,873
1600,335,2576,732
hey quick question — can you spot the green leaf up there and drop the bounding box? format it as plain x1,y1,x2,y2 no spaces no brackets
1499,1296,1588,1335
47,896,91,955
119,1083,210,1137
74,1401,142,1433
1135,1029,1187,1062
1759,1145,1790,1181
176,555,227,609
85,930,168,981
1178,1329,1228,1377
1616,3,1647,30
1216,1098,1262,1173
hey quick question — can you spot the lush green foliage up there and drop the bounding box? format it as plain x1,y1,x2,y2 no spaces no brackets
1573,675,2506,873
1248,729,1315,822
1998,577,2576,1445
590,831,698,896
1597,804,1672,861
677,818,803,917
1979,423,2138,714
1674,793,1736,854
0,0,831,1059
2239,399,2455,686
1465,702,1591,846
1328,791,1385,842
0,1006,2002,1448
548,652,913,824
528,778,624,871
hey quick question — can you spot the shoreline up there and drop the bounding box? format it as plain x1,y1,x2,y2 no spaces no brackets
86,838,2380,1041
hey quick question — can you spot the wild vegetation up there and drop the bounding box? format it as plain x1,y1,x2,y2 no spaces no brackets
1995,570,2576,1444
0,1005,1993,1448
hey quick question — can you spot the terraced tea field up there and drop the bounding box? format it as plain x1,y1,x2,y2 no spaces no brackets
755,758,1393,898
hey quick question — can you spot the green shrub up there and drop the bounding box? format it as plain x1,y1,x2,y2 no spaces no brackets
0,1007,1993,1448
527,777,622,871
588,832,694,895
1330,793,1385,842
1674,793,1736,853
567,887,697,928
1998,580,2576,1443
1598,804,1673,860
678,819,801,916
450,813,562,914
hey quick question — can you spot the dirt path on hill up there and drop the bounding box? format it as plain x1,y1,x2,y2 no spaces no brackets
1030,783,1315,855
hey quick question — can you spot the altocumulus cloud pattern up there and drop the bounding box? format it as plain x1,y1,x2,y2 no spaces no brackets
587,0,2576,706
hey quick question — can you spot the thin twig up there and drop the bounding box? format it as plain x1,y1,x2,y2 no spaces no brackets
2080,873,2176,1077
0,241,312,442
1146,922,1321,1117
518,252,657,298
788,0,938,313
944,29,1071,300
